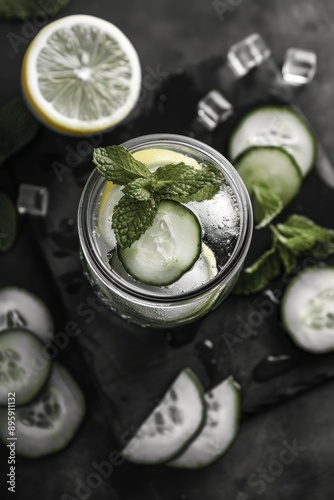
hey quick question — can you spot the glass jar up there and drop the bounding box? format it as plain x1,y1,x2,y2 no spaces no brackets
78,134,253,328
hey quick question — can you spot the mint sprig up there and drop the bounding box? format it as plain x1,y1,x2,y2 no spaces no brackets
93,145,223,249
233,215,334,296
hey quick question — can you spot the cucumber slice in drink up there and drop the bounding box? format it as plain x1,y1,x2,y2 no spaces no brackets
229,106,317,176
235,146,302,219
118,201,202,286
122,368,206,464
0,363,85,457
110,243,217,292
168,377,240,468
0,328,52,406
0,287,54,343
281,267,334,353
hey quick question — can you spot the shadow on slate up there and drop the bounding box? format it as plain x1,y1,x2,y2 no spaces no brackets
10,58,334,449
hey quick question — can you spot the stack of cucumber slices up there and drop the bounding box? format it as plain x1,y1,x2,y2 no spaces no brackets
0,288,85,458
122,369,241,468
229,106,317,227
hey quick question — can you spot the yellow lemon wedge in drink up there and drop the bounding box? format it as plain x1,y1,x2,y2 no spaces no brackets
22,15,141,135
132,149,201,170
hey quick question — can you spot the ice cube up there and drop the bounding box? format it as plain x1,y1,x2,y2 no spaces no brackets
17,184,49,216
227,33,271,77
197,90,233,131
282,48,317,86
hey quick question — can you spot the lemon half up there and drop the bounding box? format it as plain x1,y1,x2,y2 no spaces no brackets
22,15,142,135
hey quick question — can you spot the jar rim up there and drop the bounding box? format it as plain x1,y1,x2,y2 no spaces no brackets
78,133,253,303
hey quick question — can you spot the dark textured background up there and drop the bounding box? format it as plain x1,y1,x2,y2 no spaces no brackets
1,1,334,499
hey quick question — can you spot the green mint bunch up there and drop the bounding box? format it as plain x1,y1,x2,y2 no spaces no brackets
233,215,334,295
93,146,223,249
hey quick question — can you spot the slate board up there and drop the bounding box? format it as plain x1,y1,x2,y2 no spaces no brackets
9,53,334,488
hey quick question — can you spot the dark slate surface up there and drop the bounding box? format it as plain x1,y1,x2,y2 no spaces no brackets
1,1,334,499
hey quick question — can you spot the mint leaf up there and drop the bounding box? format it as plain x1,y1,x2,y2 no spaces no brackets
269,224,296,273
112,195,159,250
284,233,318,255
253,185,283,229
0,192,17,252
0,98,40,166
122,178,154,201
313,238,334,259
276,242,297,273
233,246,282,296
93,146,152,185
154,163,223,202
0,0,70,20
278,214,317,232
276,215,334,258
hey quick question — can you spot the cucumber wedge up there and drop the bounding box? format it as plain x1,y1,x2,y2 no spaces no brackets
122,369,206,464
235,146,302,222
118,201,202,286
168,377,240,469
0,363,85,458
0,328,52,406
0,287,54,343
281,267,334,353
229,106,317,176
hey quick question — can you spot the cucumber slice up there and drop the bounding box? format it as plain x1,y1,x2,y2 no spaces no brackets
0,363,85,458
235,146,302,217
110,243,217,292
281,267,334,353
229,106,317,176
0,328,52,406
168,377,240,469
118,201,202,286
122,368,206,464
0,287,54,343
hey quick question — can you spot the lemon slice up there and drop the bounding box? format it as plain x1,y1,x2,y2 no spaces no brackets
22,15,141,135
133,149,201,170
